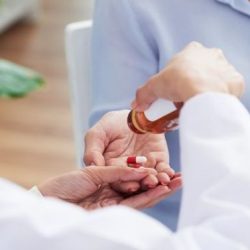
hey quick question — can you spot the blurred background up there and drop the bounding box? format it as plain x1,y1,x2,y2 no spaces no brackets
0,0,93,188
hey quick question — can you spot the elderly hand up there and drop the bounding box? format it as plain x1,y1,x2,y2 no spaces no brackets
84,110,181,194
132,42,245,111
38,166,175,210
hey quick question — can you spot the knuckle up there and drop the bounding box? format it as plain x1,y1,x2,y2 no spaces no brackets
156,163,168,173
188,41,203,49
236,74,245,95
212,48,225,58
228,72,245,97
233,72,245,85
216,48,223,55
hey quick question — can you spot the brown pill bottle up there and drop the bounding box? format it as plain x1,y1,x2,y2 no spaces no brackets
127,99,182,134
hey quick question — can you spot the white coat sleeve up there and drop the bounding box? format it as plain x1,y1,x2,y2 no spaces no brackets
0,179,173,250
176,92,250,249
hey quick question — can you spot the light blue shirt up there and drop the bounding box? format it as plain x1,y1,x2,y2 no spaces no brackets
91,0,250,230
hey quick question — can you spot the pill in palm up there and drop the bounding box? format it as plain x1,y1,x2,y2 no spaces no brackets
127,156,147,165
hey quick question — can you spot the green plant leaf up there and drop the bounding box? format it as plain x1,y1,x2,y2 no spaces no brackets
0,60,45,98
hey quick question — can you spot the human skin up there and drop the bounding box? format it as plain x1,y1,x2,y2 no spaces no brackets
132,42,245,111
82,41,243,199
84,110,181,195
38,166,179,210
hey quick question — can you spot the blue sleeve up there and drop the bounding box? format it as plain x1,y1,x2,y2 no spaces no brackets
90,0,159,126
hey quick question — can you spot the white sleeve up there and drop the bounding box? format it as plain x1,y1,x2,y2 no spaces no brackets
175,92,250,249
0,179,173,250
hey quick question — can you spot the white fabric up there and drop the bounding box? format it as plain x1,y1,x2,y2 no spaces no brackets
29,186,43,197
0,93,250,249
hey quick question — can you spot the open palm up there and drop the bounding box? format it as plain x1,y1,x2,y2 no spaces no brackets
84,111,181,193
39,166,173,210
79,183,173,210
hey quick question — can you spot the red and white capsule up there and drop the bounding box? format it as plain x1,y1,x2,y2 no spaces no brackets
127,156,147,165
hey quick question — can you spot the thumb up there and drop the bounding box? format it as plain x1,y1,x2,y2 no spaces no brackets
83,166,157,186
83,129,106,166
131,74,163,112
84,150,105,166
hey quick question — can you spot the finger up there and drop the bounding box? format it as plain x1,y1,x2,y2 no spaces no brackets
141,174,159,190
173,172,181,178
131,74,163,112
131,82,156,111
84,128,106,166
155,162,175,178
145,176,182,208
144,175,182,208
83,166,157,186
145,152,175,179
111,181,140,193
157,172,170,186
122,185,171,209
144,152,169,169
168,175,182,190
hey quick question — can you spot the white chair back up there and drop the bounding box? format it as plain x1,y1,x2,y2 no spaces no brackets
65,21,92,168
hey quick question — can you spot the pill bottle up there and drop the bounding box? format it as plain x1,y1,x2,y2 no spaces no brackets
127,99,182,134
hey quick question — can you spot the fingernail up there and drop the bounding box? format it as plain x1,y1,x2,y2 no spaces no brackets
128,187,138,193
